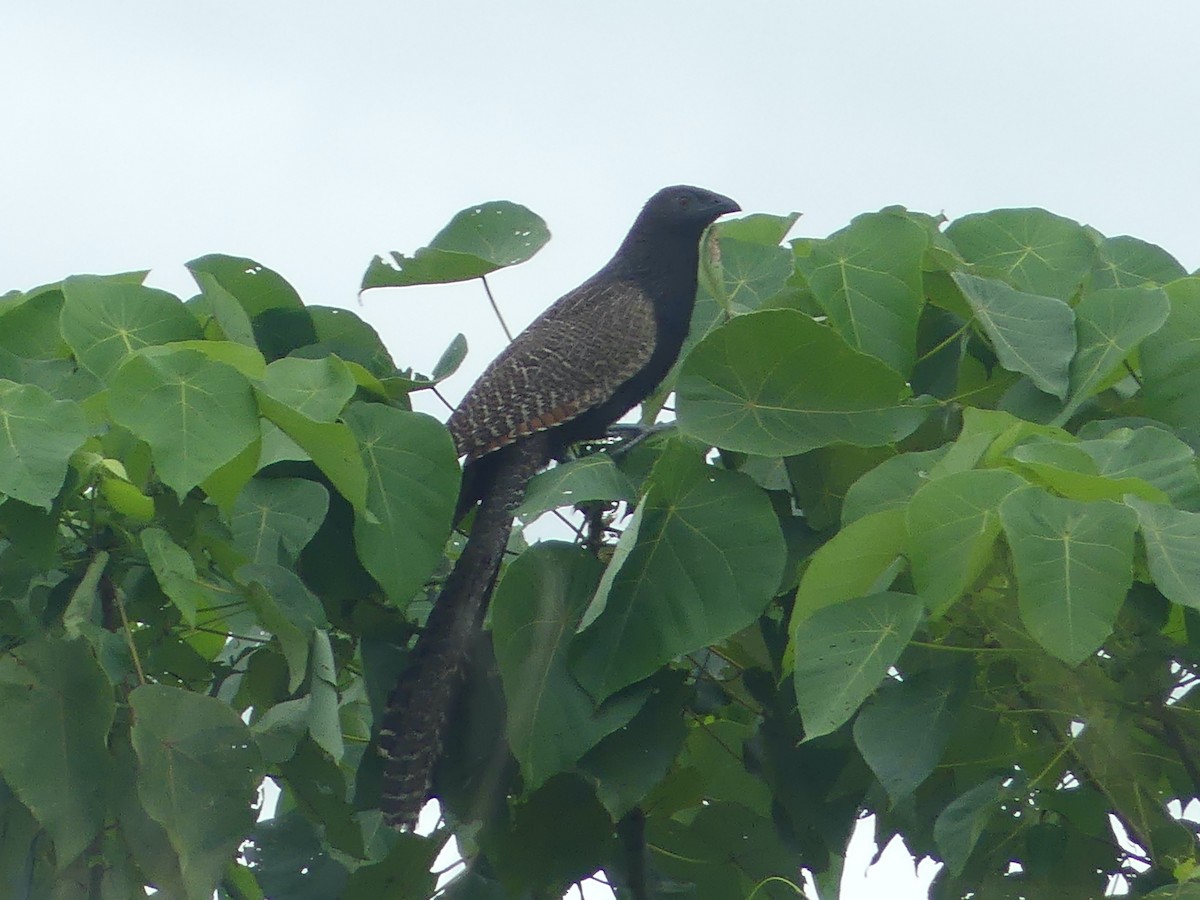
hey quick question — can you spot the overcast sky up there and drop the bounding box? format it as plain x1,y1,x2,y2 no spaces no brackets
6,2,1198,896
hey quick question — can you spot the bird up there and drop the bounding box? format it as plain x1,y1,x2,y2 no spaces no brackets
377,185,740,830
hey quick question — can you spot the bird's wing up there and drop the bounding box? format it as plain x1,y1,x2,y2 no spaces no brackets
447,279,657,459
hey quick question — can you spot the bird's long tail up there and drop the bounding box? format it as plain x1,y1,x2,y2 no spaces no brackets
378,437,545,830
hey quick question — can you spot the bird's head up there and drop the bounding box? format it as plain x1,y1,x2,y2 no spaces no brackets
637,185,741,237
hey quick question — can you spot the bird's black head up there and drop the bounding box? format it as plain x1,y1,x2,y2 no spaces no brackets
636,185,741,237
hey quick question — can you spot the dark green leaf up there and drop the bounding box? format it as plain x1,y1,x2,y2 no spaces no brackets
791,591,924,740
934,775,1007,877
1141,277,1200,436
141,527,219,626
231,477,330,565
1126,497,1200,612
841,447,949,525
676,309,932,455
362,201,550,289
239,563,329,692
1075,424,1200,510
571,442,785,700
0,380,89,508
186,255,305,318
516,454,635,521
952,272,1075,399
430,332,468,382
0,638,113,865
493,543,646,789
343,403,459,607
341,833,437,900
999,489,1137,665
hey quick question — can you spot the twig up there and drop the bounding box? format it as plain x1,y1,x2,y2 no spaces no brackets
111,586,147,686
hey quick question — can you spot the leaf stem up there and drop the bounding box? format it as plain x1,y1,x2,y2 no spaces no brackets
112,586,147,686
480,275,514,342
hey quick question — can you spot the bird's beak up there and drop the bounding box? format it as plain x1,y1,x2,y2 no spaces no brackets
710,193,741,217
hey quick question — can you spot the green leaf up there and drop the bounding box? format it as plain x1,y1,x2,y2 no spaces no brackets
362,200,550,289
952,272,1075,399
238,562,329,692
1075,424,1200,510
1088,235,1186,290
1005,437,1166,503
1057,285,1170,423
0,288,68,360
130,684,263,900
186,255,305,318
60,276,202,380
570,442,786,700
999,489,1137,665
1141,277,1200,435
307,305,396,377
795,208,928,373
793,507,908,621
109,347,259,497
853,666,968,802
141,527,218,626
841,447,948,525
1126,497,1200,612
430,332,468,382
908,469,1028,615
187,269,257,347
934,776,1007,877
255,390,368,511
493,543,647,789
0,638,113,866
946,208,1095,299
343,403,459,606
676,309,932,455
791,591,924,740
165,340,267,381
262,356,356,422
516,454,636,521
341,833,437,900
0,380,89,508
230,477,330,565
717,238,796,313
307,630,343,762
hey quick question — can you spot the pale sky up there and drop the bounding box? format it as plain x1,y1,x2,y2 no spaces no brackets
6,2,1197,896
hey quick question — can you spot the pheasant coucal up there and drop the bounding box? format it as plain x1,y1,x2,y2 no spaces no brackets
378,185,740,829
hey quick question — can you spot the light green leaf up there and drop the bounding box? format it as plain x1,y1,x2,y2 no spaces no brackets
1088,235,1186,290
793,507,908,621
1076,424,1200,510
60,277,202,380
717,238,796,313
517,454,636,521
1056,285,1170,423
952,272,1075,399
109,347,259,497
165,340,267,381
946,208,1095,299
344,403,459,607
842,447,948,525
1005,437,1166,503
238,563,329,692
795,208,928,373
0,638,113,866
908,469,1028,615
141,527,217,626
255,390,367,511
262,356,356,422
1126,496,1200,611
792,591,924,740
0,379,89,508
362,201,550,289
676,309,932,456
230,477,330,565
571,442,785,700
999,489,1137,665
493,544,647,790
130,684,263,900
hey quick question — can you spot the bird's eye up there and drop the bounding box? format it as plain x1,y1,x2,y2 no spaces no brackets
677,195,690,208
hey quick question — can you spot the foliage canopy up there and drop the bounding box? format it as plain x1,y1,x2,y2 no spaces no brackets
2,198,1200,899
